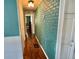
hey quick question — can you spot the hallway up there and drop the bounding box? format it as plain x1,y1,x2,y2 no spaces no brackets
19,0,66,59
4,0,75,59
23,35,47,59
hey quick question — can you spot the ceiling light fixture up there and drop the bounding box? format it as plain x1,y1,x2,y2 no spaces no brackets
28,0,34,7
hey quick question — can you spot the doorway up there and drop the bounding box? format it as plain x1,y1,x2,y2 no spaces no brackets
25,15,32,37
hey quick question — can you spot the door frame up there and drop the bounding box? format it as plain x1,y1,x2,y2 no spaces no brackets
16,0,26,51
25,14,32,37
55,0,66,59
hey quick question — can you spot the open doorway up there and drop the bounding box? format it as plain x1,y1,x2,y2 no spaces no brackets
25,15,32,37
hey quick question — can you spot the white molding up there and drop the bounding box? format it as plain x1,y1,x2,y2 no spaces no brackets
35,36,49,59
16,0,21,38
16,0,22,41
16,0,25,51
55,0,66,59
25,13,31,16
16,0,24,51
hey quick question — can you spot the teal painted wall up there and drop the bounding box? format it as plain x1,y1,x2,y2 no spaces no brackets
4,0,19,37
35,0,60,59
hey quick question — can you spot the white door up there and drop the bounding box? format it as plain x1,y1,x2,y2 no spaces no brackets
59,0,75,59
55,0,75,59
60,14,75,59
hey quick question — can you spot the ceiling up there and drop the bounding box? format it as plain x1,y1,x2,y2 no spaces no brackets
23,0,42,10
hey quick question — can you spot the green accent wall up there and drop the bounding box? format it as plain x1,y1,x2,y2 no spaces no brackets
35,0,60,59
4,0,19,37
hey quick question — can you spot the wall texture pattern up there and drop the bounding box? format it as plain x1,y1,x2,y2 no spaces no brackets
4,0,19,37
35,0,60,59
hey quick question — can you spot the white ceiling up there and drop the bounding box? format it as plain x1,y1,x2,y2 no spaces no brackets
23,0,42,10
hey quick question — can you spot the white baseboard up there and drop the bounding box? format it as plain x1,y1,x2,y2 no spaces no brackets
35,36,49,59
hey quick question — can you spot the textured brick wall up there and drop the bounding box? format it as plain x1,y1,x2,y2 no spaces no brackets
35,0,60,59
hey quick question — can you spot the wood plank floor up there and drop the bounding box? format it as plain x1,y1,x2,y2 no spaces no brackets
23,35,47,59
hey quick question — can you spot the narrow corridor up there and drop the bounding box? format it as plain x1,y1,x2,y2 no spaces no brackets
4,0,75,59
23,35,47,59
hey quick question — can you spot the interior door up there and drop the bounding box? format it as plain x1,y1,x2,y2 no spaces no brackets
59,0,75,58
60,15,75,59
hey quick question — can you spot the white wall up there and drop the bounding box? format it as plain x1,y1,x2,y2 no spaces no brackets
4,36,23,59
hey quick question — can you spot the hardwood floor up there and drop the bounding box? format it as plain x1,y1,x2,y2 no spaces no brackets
23,34,47,59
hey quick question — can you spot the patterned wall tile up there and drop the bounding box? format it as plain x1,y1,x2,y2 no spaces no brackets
35,0,60,59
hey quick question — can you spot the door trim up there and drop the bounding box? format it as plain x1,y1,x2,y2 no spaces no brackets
55,0,66,59
16,0,25,51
